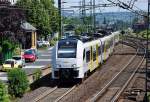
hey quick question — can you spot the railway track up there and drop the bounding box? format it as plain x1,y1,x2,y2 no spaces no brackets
123,35,146,49
89,36,146,102
35,85,76,102
89,49,145,102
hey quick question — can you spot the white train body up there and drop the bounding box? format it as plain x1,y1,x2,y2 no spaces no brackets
52,31,120,79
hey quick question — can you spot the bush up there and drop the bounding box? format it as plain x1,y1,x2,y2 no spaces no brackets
13,47,21,55
0,81,10,102
8,69,29,97
2,41,12,52
34,69,42,80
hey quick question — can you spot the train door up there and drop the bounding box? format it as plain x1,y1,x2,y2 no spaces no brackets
85,46,93,72
103,41,108,61
83,49,89,74
110,38,114,54
108,39,111,56
105,40,110,59
96,44,99,65
89,46,93,72
92,45,98,71
102,41,105,61
98,43,102,64
85,47,91,72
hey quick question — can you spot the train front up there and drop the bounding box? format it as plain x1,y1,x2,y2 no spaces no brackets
52,39,83,80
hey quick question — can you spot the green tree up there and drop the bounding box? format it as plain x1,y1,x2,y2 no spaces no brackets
40,0,59,33
8,68,29,97
0,81,10,102
16,0,59,37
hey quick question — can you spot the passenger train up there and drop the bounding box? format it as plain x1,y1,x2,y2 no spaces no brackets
52,31,120,79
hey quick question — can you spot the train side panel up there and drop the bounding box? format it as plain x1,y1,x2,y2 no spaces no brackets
76,41,85,78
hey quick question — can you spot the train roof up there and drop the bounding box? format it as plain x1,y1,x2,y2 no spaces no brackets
59,31,119,44
64,33,111,42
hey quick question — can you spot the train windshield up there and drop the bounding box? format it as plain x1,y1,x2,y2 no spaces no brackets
58,41,77,58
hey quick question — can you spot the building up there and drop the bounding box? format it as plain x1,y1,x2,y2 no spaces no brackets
0,0,17,5
8,0,17,4
132,22,147,32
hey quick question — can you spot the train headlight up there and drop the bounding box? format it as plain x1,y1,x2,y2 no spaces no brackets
56,64,61,68
72,64,77,68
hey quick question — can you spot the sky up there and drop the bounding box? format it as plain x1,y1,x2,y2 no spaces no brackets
54,0,147,13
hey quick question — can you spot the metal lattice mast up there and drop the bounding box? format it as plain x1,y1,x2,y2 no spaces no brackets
82,0,86,32
146,1,150,101
93,0,96,33
58,0,62,38
90,0,93,33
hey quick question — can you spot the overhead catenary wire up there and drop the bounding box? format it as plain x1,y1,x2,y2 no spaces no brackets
107,0,146,17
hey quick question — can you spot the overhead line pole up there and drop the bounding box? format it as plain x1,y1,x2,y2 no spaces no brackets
146,0,150,102
90,0,92,33
83,0,86,32
93,0,96,33
58,0,62,38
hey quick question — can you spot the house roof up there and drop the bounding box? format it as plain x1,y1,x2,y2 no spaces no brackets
21,22,36,32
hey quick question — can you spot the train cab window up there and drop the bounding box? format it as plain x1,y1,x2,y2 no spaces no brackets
86,51,90,63
58,48,76,58
58,40,77,58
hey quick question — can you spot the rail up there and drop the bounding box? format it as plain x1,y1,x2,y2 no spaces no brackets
111,53,145,102
34,85,76,102
33,86,58,102
90,49,138,102
55,85,76,102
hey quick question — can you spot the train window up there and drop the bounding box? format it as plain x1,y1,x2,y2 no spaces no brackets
106,42,109,50
83,49,85,60
110,39,113,46
98,46,101,55
102,44,105,53
91,47,93,60
86,51,90,63
93,51,96,61
110,39,112,47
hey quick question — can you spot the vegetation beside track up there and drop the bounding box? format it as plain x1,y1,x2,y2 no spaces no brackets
8,68,29,98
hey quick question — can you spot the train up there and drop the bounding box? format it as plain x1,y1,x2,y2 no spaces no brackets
51,31,120,80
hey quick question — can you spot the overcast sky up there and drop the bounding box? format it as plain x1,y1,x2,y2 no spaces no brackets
54,0,147,13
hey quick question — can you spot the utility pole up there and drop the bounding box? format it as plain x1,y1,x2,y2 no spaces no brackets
90,0,93,33
93,0,96,33
79,1,82,33
146,0,150,101
58,0,62,38
81,0,86,33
